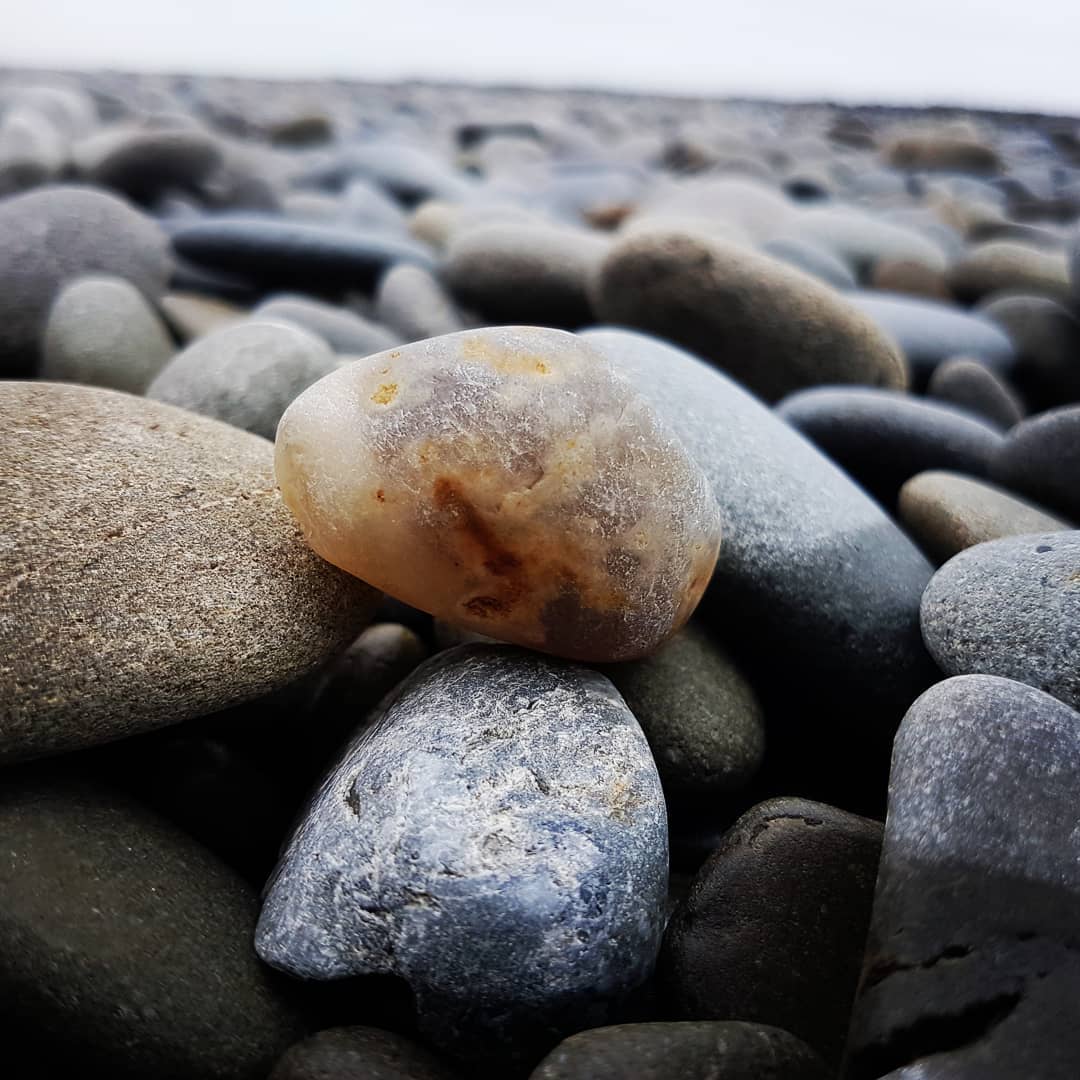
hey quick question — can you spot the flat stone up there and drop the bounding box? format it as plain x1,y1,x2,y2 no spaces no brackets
0,772,303,1079
254,294,402,355
171,216,435,292
530,1022,829,1080
592,231,907,402
41,274,175,393
776,387,1004,506
761,236,857,290
899,470,1069,563
596,621,764,801
884,131,1000,173
0,382,377,763
275,327,720,662
0,185,171,376
990,405,1080,520
256,644,668,1065
444,223,609,329
375,263,468,342
582,328,935,734
847,291,1015,384
147,319,338,439
979,294,1080,409
846,675,1080,1079
927,356,1025,429
948,240,1072,304
160,290,245,341
921,531,1080,710
269,1027,460,1080
658,798,882,1065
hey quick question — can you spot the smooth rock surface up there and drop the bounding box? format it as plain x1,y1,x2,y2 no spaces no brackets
160,290,245,341
275,327,720,662
148,319,338,439
658,798,882,1065
921,531,1080,710
927,356,1025,429
0,772,303,1079
41,274,174,392
0,185,171,375
256,645,668,1063
530,1021,829,1080
990,405,1080,520
899,470,1069,563
375,263,469,342
846,676,1080,1079
582,328,935,740
269,1026,460,1080
0,382,377,763
596,622,764,801
776,387,1004,506
592,231,907,402
254,294,402,355
948,240,1072,304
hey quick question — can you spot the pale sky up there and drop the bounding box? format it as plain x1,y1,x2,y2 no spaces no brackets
4,0,1079,115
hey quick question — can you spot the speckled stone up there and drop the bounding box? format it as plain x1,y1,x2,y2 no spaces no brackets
990,406,1080,520
254,294,402,355
920,531,1080,710
582,328,934,733
256,644,668,1065
776,387,1004,506
529,1022,829,1080
0,382,378,764
275,327,720,662
147,319,338,439
269,1026,460,1080
41,274,175,393
0,185,171,376
847,291,1015,385
444,223,609,329
927,356,1025,429
0,772,303,1079
899,471,1069,564
592,231,907,402
374,263,468,343
596,622,764,800
846,675,1080,1079
658,798,882,1065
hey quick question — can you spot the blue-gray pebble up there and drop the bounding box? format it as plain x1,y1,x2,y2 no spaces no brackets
256,644,667,1064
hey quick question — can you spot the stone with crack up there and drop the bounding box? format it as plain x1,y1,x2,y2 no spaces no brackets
845,675,1080,1079
255,644,669,1065
274,326,721,662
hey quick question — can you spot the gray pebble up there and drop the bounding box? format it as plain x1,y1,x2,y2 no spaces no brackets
375,263,468,342
269,1026,460,1080
254,294,402,355
990,405,1080,520
927,356,1025,429
256,644,667,1065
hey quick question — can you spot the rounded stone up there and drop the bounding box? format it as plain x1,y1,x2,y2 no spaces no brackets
592,231,907,402
947,241,1071,305
0,382,378,764
0,104,65,196
596,622,764,800
658,797,882,1065
253,294,402,355
147,319,339,440
256,644,668,1064
899,470,1069,563
846,675,1080,1079
921,531,1080,710
275,326,720,663
530,1022,829,1080
927,356,1025,429
0,185,172,375
776,387,1004,506
444,223,609,329
884,131,999,174
847,291,1015,384
375,263,468,343
41,274,175,393
0,773,303,1079
761,236,857,290
990,406,1080,520
269,1027,459,1080
870,256,951,300
160,290,245,342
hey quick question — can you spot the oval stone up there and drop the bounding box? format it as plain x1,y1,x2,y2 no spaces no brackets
275,326,721,662
255,644,668,1063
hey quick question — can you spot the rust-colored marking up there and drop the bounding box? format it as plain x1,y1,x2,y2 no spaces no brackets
371,383,398,405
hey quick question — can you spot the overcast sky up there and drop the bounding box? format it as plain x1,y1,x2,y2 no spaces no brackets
4,0,1079,115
